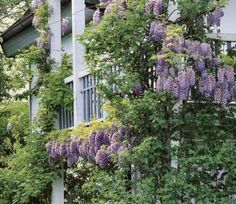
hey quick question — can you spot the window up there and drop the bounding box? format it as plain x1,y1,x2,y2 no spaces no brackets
59,81,74,129
82,75,103,122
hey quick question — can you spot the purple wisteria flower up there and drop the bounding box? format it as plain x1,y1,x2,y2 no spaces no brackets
79,139,89,157
37,32,50,49
70,140,79,157
95,130,106,152
149,22,166,41
64,140,80,167
208,8,224,27
59,142,67,157
118,8,126,19
196,60,206,72
93,9,101,25
107,143,121,154
100,0,112,4
104,4,113,15
199,72,216,97
218,67,235,86
156,57,167,74
46,127,129,169
32,16,40,28
163,76,174,92
154,31,235,106
32,0,44,10
171,81,180,99
51,141,60,160
132,83,143,96
61,18,69,36
187,68,196,86
173,38,185,54
177,70,189,91
153,0,163,17
46,142,52,154
156,77,164,91
213,57,221,66
201,43,212,57
146,0,155,15
146,0,163,17
95,145,110,169
118,127,126,141
214,82,231,106
88,133,96,158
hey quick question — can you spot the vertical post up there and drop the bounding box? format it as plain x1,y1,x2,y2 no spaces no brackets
72,0,86,125
47,0,64,204
48,0,62,62
30,65,40,122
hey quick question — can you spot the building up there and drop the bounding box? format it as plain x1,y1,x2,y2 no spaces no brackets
1,0,236,203
1,0,104,131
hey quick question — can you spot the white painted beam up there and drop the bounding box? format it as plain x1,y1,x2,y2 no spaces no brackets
48,0,62,62
206,33,236,42
72,0,86,125
47,0,64,203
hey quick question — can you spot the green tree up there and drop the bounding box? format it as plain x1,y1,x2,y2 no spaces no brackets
76,0,236,203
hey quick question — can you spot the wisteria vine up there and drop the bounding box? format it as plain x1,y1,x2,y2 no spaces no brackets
92,0,127,25
143,0,236,106
92,0,235,107
45,0,235,170
46,127,129,168
32,0,69,48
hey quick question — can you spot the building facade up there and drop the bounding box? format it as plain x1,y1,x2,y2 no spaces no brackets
1,0,236,203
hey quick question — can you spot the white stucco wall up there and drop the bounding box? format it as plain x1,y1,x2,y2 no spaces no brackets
221,0,236,34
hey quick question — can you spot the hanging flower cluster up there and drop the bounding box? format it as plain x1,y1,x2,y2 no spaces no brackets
207,8,224,27
36,31,51,49
132,83,143,96
93,9,101,25
154,34,236,106
93,0,127,25
146,0,163,17
61,18,69,36
32,15,40,28
149,22,166,41
31,0,44,10
46,127,129,168
32,0,50,49
143,0,235,107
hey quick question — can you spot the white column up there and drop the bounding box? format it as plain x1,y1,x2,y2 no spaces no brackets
47,0,64,204
48,0,62,62
51,175,64,204
72,0,86,125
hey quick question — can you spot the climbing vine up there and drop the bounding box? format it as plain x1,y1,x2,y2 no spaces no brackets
0,0,73,203
1,0,236,203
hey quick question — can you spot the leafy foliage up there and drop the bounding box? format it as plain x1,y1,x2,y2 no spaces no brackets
1,0,236,203
37,54,73,132
74,0,236,203
0,133,57,204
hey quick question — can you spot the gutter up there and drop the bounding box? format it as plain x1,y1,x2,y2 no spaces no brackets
1,0,98,42
1,11,34,42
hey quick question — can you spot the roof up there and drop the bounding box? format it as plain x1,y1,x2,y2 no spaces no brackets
206,33,236,42
1,0,98,43
0,0,98,56
1,11,34,42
